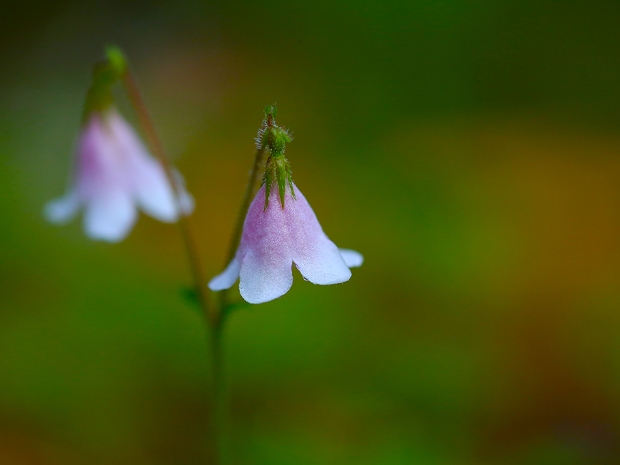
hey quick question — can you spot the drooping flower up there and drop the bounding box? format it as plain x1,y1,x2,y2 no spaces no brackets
209,107,362,303
45,108,193,242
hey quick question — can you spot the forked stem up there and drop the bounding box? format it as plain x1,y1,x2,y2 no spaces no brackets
121,68,226,464
120,60,273,465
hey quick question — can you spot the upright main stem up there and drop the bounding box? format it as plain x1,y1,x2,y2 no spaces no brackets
210,317,227,462
122,71,225,463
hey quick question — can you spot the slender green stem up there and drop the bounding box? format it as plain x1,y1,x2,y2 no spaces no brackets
121,71,212,322
121,70,225,463
210,320,227,463
224,145,267,267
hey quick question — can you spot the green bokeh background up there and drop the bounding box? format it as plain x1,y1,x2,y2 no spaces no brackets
2,1,620,463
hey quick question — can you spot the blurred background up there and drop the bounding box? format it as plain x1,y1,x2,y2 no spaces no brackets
2,1,620,463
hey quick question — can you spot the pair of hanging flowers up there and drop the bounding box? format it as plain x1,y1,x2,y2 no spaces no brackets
46,48,362,304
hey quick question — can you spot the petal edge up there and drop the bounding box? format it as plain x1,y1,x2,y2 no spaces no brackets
239,251,293,304
209,258,241,291
83,191,136,242
44,191,80,224
339,249,364,268
294,237,352,285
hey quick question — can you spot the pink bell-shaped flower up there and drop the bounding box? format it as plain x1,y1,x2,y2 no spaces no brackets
209,183,363,304
45,109,193,242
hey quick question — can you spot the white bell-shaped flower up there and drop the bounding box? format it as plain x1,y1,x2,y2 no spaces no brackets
210,183,362,304
45,109,193,242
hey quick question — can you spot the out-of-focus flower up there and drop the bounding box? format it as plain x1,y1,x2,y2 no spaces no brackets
209,182,362,304
45,109,193,242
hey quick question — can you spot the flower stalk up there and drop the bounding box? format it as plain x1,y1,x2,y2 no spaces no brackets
107,47,226,463
112,48,212,323
224,138,268,268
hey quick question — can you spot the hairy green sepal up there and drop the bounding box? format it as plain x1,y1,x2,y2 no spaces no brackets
259,106,294,210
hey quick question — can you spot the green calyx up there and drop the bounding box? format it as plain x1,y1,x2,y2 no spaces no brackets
259,106,294,210
263,155,294,211
81,46,128,122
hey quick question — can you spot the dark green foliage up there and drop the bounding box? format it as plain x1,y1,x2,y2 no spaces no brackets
180,285,201,311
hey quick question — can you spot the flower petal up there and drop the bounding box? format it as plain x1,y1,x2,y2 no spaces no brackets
172,170,195,215
132,159,179,222
177,188,195,215
209,257,241,291
239,251,293,304
339,248,364,268
107,110,194,221
44,191,80,224
83,190,136,242
293,236,352,285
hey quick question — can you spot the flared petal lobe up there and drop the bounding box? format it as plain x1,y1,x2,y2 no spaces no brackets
44,190,80,224
83,188,136,242
239,250,294,304
107,112,194,222
339,249,364,268
209,257,242,291
279,186,352,284
293,236,352,285
208,182,362,303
